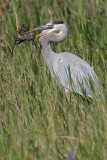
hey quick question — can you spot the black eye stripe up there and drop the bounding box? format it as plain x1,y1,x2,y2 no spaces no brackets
52,21,64,24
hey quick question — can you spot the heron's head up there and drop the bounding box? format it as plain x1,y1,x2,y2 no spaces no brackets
28,21,66,38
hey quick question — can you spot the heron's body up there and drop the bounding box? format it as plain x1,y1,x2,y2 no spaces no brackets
31,21,101,98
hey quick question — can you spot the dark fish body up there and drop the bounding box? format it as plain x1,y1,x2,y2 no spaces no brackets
12,24,36,53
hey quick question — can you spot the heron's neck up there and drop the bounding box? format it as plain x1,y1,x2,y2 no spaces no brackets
39,28,68,70
39,38,55,67
39,30,68,58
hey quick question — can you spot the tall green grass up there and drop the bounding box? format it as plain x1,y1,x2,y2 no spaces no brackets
0,0,106,159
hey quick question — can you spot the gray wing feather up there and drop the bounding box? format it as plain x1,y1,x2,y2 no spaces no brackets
55,53,100,98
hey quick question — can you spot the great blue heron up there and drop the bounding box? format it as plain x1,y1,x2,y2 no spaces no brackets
28,20,102,98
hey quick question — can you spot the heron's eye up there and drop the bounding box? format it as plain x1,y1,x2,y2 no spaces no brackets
54,30,60,34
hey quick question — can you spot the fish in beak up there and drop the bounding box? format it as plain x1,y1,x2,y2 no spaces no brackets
12,22,55,53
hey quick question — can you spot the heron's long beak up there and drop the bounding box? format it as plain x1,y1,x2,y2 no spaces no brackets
34,30,49,38
27,24,54,39
28,24,53,33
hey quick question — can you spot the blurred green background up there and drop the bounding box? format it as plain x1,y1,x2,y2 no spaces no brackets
0,0,107,159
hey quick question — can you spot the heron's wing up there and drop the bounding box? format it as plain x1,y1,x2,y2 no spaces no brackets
55,58,69,89
56,54,100,97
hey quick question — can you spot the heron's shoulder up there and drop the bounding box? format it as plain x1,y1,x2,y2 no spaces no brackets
56,52,96,75
57,52,84,65
57,52,77,59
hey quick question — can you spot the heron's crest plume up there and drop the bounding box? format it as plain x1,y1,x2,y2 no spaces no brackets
47,21,64,25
